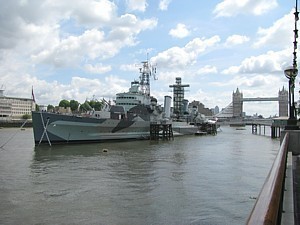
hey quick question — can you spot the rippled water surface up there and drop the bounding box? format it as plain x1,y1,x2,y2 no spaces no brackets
0,126,280,224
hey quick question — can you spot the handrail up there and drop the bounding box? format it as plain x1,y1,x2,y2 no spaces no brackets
246,132,289,225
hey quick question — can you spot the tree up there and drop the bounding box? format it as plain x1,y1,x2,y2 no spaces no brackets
70,100,79,112
22,114,31,119
88,100,103,111
88,100,95,109
59,99,70,108
79,101,92,112
47,104,55,112
94,101,103,111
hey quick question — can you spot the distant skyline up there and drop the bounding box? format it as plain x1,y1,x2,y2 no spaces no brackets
0,0,297,117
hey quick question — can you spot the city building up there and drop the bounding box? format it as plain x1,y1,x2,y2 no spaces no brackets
0,89,35,119
188,100,213,116
214,106,220,115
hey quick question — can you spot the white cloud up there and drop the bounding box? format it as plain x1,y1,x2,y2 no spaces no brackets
0,0,118,46
159,0,172,11
31,29,106,67
29,15,157,67
70,0,117,26
0,0,158,105
232,74,279,88
197,65,218,75
222,49,291,75
120,63,138,72
0,0,157,66
156,71,183,83
0,5,60,50
12,75,128,106
213,0,278,17
109,14,157,40
253,10,293,48
152,36,221,69
169,23,190,39
126,0,148,12
84,63,112,74
225,34,250,47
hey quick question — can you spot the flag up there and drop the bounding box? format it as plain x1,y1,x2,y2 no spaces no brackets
32,86,36,103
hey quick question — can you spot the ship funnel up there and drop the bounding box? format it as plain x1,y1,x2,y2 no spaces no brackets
183,99,189,114
164,96,172,118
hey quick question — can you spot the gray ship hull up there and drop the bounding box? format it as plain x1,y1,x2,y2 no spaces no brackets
32,111,150,145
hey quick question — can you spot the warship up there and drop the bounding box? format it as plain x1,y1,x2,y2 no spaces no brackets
32,61,207,145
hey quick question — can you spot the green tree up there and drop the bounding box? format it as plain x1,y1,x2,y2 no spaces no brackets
22,114,31,119
88,100,103,111
79,100,104,112
47,104,55,112
59,99,70,108
88,100,96,109
94,101,103,111
70,100,79,112
80,101,92,112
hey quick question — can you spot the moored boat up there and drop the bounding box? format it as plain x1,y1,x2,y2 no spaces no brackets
32,60,215,145
32,61,161,145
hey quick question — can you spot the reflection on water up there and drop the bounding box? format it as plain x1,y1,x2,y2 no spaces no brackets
0,126,280,225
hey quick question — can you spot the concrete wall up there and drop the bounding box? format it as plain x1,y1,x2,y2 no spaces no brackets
281,130,300,154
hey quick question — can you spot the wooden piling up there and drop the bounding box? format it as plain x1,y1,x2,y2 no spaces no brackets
150,123,173,140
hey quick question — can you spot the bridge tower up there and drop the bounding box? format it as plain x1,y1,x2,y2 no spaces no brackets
232,88,243,118
278,86,288,117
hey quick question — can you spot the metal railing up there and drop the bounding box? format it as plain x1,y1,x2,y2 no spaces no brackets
246,132,289,225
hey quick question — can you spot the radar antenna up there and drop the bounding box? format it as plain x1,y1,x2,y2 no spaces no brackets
138,57,158,96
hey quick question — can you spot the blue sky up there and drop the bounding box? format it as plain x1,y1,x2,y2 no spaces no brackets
0,0,297,117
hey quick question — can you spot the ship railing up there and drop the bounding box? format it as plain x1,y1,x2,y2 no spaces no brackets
246,132,289,225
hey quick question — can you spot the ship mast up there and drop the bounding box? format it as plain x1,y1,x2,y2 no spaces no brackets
139,59,157,96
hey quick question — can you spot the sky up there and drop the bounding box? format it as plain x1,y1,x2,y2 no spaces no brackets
0,0,298,117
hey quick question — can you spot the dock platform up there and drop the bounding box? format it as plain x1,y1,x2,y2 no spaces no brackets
150,123,174,140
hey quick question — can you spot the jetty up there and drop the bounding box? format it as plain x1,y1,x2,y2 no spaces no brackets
150,122,173,140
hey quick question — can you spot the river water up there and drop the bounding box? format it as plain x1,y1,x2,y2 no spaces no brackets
0,126,279,225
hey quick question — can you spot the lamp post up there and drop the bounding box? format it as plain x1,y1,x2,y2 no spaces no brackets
285,67,298,129
285,0,299,130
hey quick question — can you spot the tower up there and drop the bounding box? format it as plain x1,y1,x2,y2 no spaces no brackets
169,77,189,116
278,86,288,117
232,88,243,118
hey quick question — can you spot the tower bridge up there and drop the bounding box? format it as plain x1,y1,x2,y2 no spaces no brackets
242,97,279,102
216,87,288,118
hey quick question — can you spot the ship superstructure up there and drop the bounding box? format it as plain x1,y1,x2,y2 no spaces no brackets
115,61,156,112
